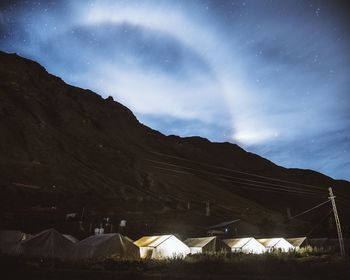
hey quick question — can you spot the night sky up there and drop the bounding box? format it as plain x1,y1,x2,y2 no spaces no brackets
1,0,349,180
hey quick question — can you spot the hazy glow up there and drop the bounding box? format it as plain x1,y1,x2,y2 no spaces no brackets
1,0,349,179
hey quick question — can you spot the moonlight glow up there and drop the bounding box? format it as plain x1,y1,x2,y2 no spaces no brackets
1,0,349,180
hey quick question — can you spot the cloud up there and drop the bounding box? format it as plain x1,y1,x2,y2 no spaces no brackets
1,0,349,180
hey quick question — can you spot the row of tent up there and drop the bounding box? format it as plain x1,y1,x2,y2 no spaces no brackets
0,229,343,260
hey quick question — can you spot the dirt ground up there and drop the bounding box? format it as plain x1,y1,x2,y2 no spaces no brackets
2,266,350,280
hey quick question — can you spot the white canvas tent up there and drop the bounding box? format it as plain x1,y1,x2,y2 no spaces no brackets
184,236,230,254
134,235,190,259
19,228,75,259
257,238,294,252
74,233,139,260
286,237,307,249
223,237,266,254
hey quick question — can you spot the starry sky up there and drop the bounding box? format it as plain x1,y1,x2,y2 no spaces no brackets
1,0,350,180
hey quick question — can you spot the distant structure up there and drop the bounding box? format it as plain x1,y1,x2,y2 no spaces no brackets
207,219,259,236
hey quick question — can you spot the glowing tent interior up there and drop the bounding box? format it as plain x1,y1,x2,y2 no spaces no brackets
257,238,295,252
184,236,230,254
134,235,190,259
223,237,266,254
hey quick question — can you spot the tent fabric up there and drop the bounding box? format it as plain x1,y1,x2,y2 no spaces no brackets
134,235,190,259
74,233,140,260
223,237,266,254
286,237,307,248
184,236,230,254
306,238,328,247
184,237,216,248
19,228,75,259
63,234,79,243
257,238,294,252
134,235,173,248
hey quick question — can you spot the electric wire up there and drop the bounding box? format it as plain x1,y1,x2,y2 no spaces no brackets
146,159,327,196
289,200,330,220
149,151,326,191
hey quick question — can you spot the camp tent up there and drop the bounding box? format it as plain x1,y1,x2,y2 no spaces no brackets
0,230,28,255
223,237,266,254
184,236,230,254
257,238,294,252
63,234,79,243
306,238,328,248
134,235,190,259
286,237,307,249
19,228,74,259
74,233,139,260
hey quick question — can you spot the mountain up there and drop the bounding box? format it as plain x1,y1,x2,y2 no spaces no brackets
0,51,349,238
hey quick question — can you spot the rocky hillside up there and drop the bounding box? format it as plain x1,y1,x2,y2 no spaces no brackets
0,51,349,238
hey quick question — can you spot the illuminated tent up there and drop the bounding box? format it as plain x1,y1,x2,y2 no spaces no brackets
19,228,75,259
257,238,294,252
74,233,139,259
286,237,307,249
184,236,230,254
134,235,190,259
223,237,266,254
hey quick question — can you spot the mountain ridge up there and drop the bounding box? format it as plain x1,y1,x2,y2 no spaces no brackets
0,51,349,238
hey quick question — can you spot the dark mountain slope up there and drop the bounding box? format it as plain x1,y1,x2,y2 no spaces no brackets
0,51,349,238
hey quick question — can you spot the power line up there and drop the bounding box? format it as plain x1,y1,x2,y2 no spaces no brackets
148,165,325,197
146,159,326,196
289,200,330,220
305,208,333,237
149,151,326,191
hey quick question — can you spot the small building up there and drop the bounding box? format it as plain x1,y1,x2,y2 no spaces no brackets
184,236,230,254
223,237,266,254
74,233,139,259
286,237,307,249
134,235,190,259
257,238,294,252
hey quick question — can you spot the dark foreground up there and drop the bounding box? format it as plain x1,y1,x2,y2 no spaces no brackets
1,254,350,280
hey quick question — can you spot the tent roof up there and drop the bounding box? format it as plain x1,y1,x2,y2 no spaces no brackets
20,228,74,259
63,234,79,243
134,235,173,248
257,238,284,247
223,238,253,248
184,237,216,248
78,233,131,247
207,220,240,230
75,233,139,259
286,237,307,247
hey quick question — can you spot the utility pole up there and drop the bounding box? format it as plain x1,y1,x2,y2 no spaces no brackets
328,187,346,257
